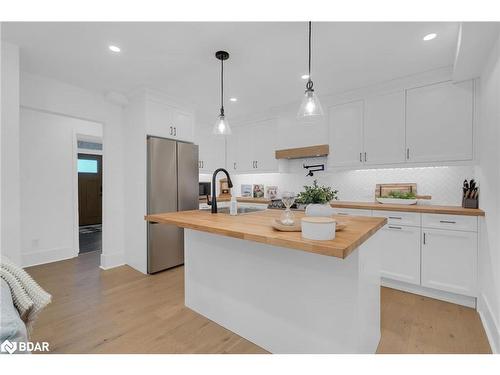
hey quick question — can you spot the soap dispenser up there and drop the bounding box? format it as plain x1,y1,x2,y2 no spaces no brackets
230,196,237,216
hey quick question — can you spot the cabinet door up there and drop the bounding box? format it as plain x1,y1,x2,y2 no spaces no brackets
328,100,364,167
253,119,278,172
146,100,174,138
379,225,421,285
421,228,477,296
226,127,241,172
236,126,255,172
172,108,194,142
363,91,406,165
406,80,474,162
195,124,225,173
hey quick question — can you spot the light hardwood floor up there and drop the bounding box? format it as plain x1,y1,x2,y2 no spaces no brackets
26,251,491,354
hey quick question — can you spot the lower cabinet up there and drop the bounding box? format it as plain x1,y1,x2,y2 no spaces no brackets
421,228,477,297
380,225,421,285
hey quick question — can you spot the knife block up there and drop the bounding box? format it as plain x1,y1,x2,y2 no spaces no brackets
462,198,479,209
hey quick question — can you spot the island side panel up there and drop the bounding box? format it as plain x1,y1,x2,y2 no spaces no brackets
184,229,381,354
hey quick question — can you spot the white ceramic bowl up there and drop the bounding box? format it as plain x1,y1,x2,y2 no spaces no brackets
301,217,336,241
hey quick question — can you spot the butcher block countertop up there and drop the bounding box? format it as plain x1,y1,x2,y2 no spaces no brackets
145,209,387,259
199,196,271,204
331,201,485,216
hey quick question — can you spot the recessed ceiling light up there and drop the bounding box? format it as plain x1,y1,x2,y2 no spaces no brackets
109,45,121,53
229,97,238,102
423,33,437,41
301,74,310,80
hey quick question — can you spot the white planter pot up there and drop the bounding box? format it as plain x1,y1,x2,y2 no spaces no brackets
305,203,335,217
301,217,336,241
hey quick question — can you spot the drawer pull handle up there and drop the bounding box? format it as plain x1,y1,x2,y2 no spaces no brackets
423,232,426,244
388,226,402,230
439,220,456,224
388,216,402,220
337,213,349,216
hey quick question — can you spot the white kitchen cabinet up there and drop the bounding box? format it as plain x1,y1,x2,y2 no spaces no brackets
328,100,364,167
226,119,278,173
194,124,226,173
406,80,474,163
380,224,421,285
421,228,477,297
146,99,194,142
363,91,406,165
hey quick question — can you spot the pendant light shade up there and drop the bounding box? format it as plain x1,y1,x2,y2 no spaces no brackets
297,22,323,118
213,50,232,135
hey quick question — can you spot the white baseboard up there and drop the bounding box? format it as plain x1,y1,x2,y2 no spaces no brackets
100,251,125,270
477,293,500,354
381,278,477,308
22,247,78,268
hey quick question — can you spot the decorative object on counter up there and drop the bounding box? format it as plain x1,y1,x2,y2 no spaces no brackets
266,186,278,200
301,217,336,240
462,179,479,209
280,191,296,225
296,179,338,217
297,21,323,118
230,196,238,216
253,184,265,198
374,183,431,205
267,198,299,210
241,184,252,197
272,219,301,232
212,50,232,135
303,163,325,177
219,178,231,197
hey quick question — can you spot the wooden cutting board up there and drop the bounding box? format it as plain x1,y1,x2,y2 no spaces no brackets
375,183,431,200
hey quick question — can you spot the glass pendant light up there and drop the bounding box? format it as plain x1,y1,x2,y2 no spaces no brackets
213,50,232,135
297,22,323,118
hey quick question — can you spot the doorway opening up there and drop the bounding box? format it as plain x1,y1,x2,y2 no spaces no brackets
77,147,103,254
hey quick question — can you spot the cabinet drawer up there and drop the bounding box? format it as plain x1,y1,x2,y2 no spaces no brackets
331,208,372,217
422,213,477,232
372,210,420,227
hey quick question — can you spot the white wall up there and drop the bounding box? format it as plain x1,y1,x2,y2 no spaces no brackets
1,42,21,265
475,32,500,353
19,108,102,266
19,72,125,269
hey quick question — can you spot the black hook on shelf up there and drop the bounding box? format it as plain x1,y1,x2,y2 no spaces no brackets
303,163,325,177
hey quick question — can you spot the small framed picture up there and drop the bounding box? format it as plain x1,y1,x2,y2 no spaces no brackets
241,184,252,197
266,186,278,200
253,184,265,198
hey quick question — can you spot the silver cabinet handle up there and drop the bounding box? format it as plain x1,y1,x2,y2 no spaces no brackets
174,127,177,136
364,152,367,162
201,160,204,169
255,160,258,169
406,148,410,160
170,126,173,135
359,152,362,162
233,162,236,170
423,232,426,245
439,220,456,224
389,216,402,220
388,226,402,230
337,212,349,216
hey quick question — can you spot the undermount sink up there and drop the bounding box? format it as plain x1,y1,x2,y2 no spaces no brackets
200,207,266,214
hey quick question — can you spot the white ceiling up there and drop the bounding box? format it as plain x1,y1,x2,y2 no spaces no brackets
2,22,460,121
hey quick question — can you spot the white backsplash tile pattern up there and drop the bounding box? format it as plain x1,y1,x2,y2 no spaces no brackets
229,165,475,206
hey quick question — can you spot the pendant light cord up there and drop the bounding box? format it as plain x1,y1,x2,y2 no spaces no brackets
220,58,225,116
306,21,313,91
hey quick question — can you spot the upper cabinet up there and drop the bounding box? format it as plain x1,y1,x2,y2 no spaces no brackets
226,118,278,173
327,79,475,169
363,90,406,165
405,80,474,163
328,100,364,167
195,124,226,174
146,99,194,142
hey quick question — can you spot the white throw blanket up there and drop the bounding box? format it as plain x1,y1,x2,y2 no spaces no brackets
0,256,51,334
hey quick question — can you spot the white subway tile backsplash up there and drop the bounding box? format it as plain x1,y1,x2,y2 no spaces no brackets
229,166,474,206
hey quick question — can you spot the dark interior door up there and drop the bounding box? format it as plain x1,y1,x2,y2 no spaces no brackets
78,154,102,226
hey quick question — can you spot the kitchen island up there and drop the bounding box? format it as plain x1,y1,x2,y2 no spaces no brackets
145,210,387,353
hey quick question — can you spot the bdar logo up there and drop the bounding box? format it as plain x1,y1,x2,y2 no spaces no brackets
1,339,17,354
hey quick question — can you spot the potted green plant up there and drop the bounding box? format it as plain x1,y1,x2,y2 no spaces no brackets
296,180,339,217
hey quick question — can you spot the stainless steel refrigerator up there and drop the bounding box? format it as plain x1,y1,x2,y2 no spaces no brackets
147,136,199,274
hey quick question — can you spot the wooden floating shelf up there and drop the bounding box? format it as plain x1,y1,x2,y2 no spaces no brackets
275,144,329,160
